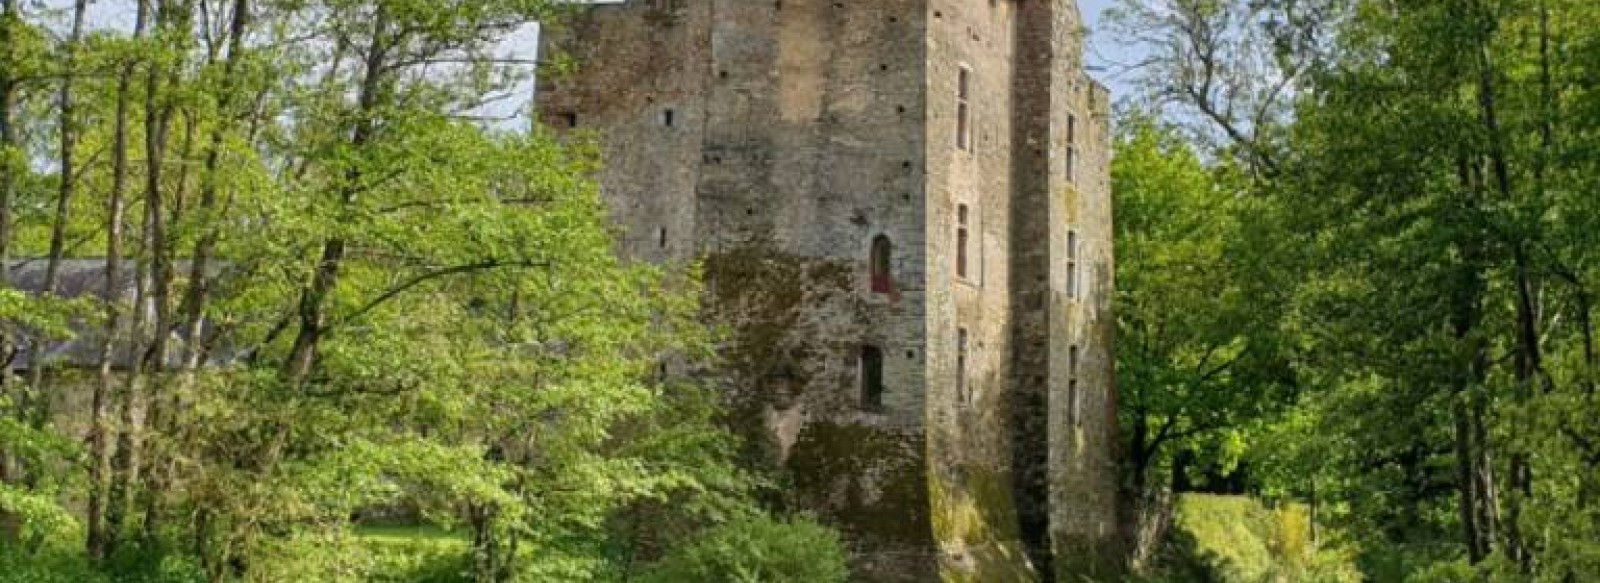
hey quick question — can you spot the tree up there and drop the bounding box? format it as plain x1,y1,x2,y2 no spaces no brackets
1112,116,1296,569
1112,0,1600,578
0,2,845,581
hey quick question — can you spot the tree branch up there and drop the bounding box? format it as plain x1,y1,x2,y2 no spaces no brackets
331,259,547,332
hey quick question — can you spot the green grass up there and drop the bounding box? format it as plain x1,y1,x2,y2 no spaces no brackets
354,524,469,547
1177,495,1288,581
1141,494,1361,583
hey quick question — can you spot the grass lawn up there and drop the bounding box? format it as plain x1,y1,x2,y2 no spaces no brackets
1142,494,1361,583
354,524,470,548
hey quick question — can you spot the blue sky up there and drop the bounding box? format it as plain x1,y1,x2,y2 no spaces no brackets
1082,0,1144,99
51,0,1143,126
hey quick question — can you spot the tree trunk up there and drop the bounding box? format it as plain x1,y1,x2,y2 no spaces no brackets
1125,414,1171,573
1450,147,1494,563
1454,400,1485,563
150,0,251,542
43,0,89,293
0,0,23,545
109,0,179,552
1474,8,1537,567
17,0,90,489
280,4,391,390
88,0,149,560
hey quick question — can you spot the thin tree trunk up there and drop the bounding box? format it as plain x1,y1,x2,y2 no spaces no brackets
18,0,91,470
1581,289,1597,397
1309,477,1319,544
0,0,17,283
1455,400,1485,562
149,0,251,541
1507,248,1540,571
1472,398,1499,557
43,0,89,292
88,0,149,560
109,0,174,552
139,111,196,545
1473,10,1537,568
1451,151,1494,563
281,4,391,390
0,0,23,544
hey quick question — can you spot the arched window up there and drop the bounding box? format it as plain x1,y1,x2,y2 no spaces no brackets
870,235,893,294
861,345,885,411
957,205,970,279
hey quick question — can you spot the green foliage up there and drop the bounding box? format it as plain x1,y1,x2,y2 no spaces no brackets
1113,0,1600,579
1113,116,1301,568
247,528,471,583
0,1,846,581
1115,117,1298,464
0,547,112,583
640,515,850,583
0,543,203,583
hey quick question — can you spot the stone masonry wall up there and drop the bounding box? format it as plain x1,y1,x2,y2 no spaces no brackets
544,2,938,580
540,1,1121,581
1048,72,1121,580
923,0,1034,581
538,2,710,266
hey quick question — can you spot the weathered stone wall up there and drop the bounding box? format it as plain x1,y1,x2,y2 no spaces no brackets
1007,1,1123,578
538,1,711,266
1046,73,1120,579
540,1,1121,581
923,1,1034,581
1007,0,1062,577
1043,33,1123,583
543,2,938,580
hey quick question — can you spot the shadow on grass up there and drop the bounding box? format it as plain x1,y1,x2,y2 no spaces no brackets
1131,527,1229,583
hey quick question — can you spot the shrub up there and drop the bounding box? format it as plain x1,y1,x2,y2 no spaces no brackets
0,547,109,583
642,515,849,583
0,543,203,583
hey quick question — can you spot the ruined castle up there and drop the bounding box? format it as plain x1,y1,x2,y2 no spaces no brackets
538,1,1119,580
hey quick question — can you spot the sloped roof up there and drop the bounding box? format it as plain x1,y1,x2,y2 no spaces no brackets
6,259,222,372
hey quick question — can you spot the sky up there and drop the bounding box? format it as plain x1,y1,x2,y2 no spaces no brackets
509,0,1146,127
576,0,1143,97
1081,0,1146,99
37,0,1145,126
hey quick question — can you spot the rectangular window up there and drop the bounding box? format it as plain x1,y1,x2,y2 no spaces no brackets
1066,114,1078,182
957,67,972,151
957,328,969,406
1069,345,1081,427
1066,230,1079,299
956,205,970,279
861,346,885,410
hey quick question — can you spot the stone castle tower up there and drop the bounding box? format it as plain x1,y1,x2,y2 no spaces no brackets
539,1,1119,580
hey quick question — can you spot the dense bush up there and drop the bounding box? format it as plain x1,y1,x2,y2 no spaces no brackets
0,544,203,583
641,515,850,583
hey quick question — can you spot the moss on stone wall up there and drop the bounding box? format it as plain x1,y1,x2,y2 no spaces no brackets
702,244,938,582
788,422,932,542
930,465,1037,583
701,243,852,466
1052,534,1124,582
